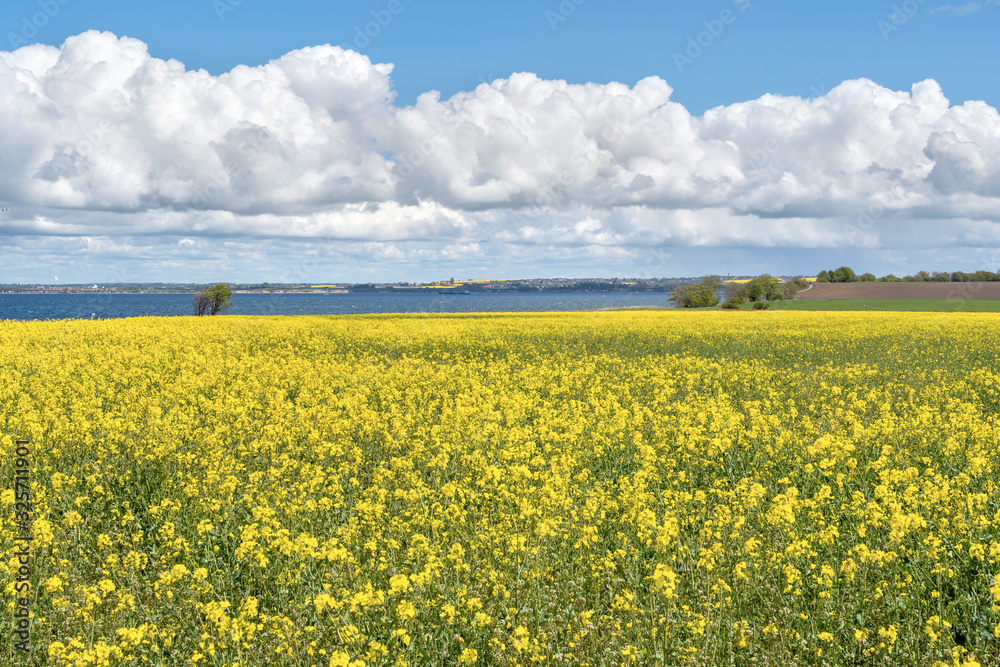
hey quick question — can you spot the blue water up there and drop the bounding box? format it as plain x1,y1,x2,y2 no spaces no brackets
0,292,674,321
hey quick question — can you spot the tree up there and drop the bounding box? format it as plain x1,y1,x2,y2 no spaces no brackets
776,276,809,300
701,275,723,292
831,266,857,283
193,292,211,316
724,282,746,302
744,274,781,302
194,283,232,316
669,276,722,308
744,279,764,302
669,284,718,308
816,270,831,283
858,272,876,282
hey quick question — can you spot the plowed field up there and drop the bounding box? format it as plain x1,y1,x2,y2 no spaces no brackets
796,281,1000,300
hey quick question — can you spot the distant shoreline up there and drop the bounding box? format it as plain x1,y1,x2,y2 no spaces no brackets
0,288,670,296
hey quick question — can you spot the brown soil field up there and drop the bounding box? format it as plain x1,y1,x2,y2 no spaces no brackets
795,282,1000,300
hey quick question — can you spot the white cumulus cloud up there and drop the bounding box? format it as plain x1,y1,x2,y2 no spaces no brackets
2,31,1000,281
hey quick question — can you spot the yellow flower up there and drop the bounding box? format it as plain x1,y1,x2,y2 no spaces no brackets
8,309,1000,662
396,601,416,620
389,574,410,594
513,625,530,652
314,594,333,614
328,651,350,667
439,603,457,623
650,564,679,598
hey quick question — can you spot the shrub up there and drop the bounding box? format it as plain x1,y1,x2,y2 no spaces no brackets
669,276,722,308
753,300,771,310
721,297,743,310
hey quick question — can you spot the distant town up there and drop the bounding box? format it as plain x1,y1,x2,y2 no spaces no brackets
0,276,772,295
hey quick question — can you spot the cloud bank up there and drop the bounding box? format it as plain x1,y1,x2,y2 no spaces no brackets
2,31,1000,281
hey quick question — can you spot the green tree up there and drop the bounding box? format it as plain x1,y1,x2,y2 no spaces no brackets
744,274,781,302
831,266,856,283
669,276,721,308
858,272,876,282
780,278,806,300
194,283,233,316
816,270,831,283
701,275,723,292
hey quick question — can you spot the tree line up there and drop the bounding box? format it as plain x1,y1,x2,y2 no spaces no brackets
670,275,808,309
818,266,1000,283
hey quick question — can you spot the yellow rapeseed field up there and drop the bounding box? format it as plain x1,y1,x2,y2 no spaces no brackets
2,311,999,666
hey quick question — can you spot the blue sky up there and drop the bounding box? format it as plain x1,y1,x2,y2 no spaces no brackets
1,0,1000,283
5,0,997,113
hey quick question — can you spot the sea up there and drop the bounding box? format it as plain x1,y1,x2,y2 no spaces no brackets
0,291,675,321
